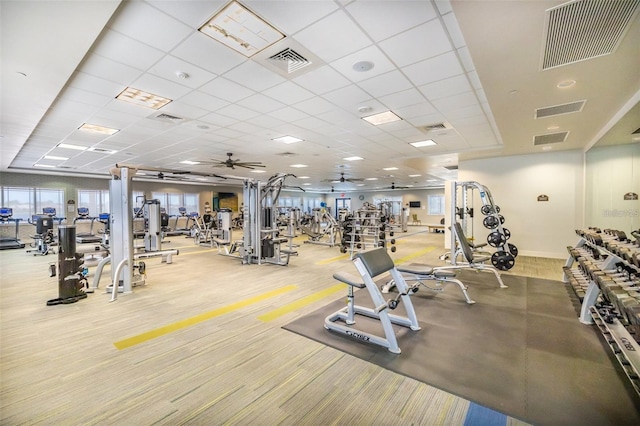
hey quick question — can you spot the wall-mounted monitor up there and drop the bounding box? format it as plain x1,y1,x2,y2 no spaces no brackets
409,201,421,208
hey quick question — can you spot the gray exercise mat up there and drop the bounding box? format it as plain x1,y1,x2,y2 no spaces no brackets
282,271,640,425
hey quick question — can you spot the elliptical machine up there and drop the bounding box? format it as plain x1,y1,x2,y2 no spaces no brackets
27,214,56,255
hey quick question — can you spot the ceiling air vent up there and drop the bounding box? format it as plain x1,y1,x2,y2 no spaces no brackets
420,122,451,133
533,131,569,146
151,113,185,124
267,48,312,74
542,0,640,70
535,100,585,119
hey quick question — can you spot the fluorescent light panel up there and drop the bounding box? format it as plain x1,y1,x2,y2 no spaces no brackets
34,164,55,168
343,156,363,161
199,1,284,58
410,139,437,147
79,123,119,135
180,160,201,165
362,111,402,126
290,164,307,168
116,87,172,110
383,167,398,171
57,143,88,151
43,155,69,161
272,135,303,144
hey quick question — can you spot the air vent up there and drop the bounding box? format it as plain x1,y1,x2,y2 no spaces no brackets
444,165,458,170
533,131,569,146
420,122,451,133
267,48,312,74
151,113,185,123
535,100,585,119
542,0,640,70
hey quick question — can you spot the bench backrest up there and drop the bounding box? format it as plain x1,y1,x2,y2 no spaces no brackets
354,247,395,278
453,222,474,263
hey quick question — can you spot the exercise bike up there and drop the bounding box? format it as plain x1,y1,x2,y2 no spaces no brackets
27,215,56,255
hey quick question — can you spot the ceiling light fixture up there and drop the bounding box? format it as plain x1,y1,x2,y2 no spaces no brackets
362,110,402,126
410,139,437,147
365,177,378,181
116,87,172,110
272,135,303,144
57,143,88,151
557,79,576,88
79,123,119,135
34,164,55,168
383,167,398,171
298,176,310,179
251,170,266,173
408,174,421,177
87,147,118,155
43,155,69,161
290,164,308,168
199,1,285,58
180,160,201,165
343,156,363,161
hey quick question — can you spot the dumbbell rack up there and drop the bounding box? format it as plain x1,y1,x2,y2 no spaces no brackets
340,209,395,258
563,228,640,396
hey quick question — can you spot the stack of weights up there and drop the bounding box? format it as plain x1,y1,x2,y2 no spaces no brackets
47,225,88,306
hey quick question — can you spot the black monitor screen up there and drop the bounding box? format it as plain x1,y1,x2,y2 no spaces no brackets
409,201,421,208
43,207,56,215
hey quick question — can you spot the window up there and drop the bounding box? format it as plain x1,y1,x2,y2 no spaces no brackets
1,187,34,220
152,192,199,216
35,189,65,218
428,194,445,215
78,189,110,215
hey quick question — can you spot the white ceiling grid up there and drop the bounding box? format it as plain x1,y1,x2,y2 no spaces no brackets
2,0,638,190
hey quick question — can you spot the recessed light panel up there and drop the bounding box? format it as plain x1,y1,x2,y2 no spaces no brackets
290,164,308,168
43,155,69,161
116,87,172,110
57,143,88,151
199,1,284,58
383,167,398,171
79,123,119,135
180,160,201,165
410,139,437,147
272,136,303,144
343,156,363,161
362,111,402,126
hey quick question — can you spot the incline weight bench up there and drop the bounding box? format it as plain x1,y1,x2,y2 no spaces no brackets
438,222,507,288
325,247,421,354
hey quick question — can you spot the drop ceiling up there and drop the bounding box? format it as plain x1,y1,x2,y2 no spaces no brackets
1,0,639,192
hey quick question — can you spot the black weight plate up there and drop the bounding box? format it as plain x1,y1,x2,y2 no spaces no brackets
487,231,506,248
508,243,518,257
491,251,515,270
503,228,511,240
483,216,499,229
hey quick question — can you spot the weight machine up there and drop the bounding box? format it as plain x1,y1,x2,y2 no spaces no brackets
443,181,517,272
26,214,55,255
301,206,342,247
0,207,25,250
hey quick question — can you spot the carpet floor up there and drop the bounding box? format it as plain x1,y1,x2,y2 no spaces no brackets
283,270,640,426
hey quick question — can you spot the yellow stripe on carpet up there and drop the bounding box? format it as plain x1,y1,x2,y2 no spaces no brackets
114,285,297,350
258,283,346,322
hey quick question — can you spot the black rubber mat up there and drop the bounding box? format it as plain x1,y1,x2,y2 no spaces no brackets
283,271,640,425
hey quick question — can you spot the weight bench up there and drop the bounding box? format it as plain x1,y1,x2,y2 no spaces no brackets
381,264,476,304
438,222,507,288
325,247,421,354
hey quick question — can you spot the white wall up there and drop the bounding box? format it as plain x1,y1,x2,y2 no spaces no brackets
458,150,584,259
585,143,640,231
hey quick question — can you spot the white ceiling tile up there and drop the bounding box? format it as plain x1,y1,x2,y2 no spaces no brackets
90,29,165,71
223,61,286,92
146,0,226,28
322,84,371,110
246,0,339,35
379,19,452,68
441,11,466,49
457,46,475,72
199,112,237,127
236,93,286,114
160,101,210,121
130,73,193,100
431,91,478,112
358,70,413,98
172,32,246,76
262,81,315,105
268,106,310,123
292,97,337,116
200,77,255,103
148,55,217,89
395,102,438,120
346,1,437,42
419,74,472,101
435,0,453,15
215,104,261,121
378,88,427,110
294,10,371,63
330,45,396,82
178,91,229,112
68,72,124,97
292,65,351,95
108,1,193,51
443,104,484,120
245,113,285,130
402,51,464,86
80,52,143,85
59,87,112,108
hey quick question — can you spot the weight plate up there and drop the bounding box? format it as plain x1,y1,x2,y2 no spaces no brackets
487,231,506,248
508,243,518,257
483,215,499,229
503,228,511,240
491,251,515,270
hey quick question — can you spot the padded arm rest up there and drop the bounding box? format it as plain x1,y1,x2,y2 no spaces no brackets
333,272,365,288
397,265,434,275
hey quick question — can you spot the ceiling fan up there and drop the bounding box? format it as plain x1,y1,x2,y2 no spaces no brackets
323,172,364,184
207,152,265,170
383,182,410,190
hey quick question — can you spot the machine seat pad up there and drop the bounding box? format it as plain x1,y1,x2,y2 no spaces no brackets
397,265,434,275
471,255,490,263
213,238,230,245
433,270,457,278
333,272,366,288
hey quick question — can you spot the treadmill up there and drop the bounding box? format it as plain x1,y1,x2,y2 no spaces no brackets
74,207,102,243
0,207,26,250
